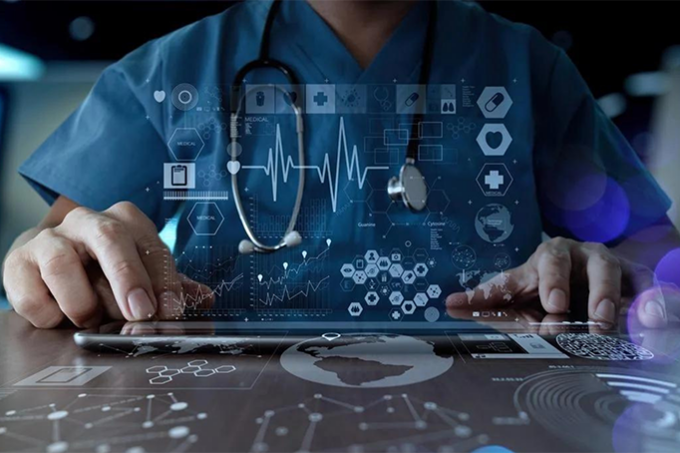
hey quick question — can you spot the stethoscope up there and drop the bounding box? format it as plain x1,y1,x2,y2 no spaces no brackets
230,0,436,255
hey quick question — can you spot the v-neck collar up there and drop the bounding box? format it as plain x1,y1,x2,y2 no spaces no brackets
273,0,431,84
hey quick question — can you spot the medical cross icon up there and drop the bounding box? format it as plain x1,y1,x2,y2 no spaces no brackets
313,91,328,106
476,163,513,197
484,170,504,190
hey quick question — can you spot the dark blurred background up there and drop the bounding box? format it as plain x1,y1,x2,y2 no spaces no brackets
0,1,679,306
1,1,678,97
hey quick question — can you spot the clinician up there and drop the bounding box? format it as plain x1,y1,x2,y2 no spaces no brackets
3,0,680,329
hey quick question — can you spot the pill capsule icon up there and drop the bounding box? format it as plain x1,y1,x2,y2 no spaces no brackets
405,92,420,107
484,92,505,113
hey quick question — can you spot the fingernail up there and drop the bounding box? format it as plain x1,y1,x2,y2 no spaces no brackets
548,289,569,312
127,288,156,320
446,294,466,307
595,299,616,323
644,299,666,319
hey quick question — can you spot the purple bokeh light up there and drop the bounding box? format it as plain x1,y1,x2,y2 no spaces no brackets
565,178,631,243
626,286,680,364
655,248,680,288
612,404,658,453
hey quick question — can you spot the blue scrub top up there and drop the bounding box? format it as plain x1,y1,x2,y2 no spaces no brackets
19,0,671,323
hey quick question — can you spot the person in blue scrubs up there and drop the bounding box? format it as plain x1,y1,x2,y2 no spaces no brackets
3,0,679,329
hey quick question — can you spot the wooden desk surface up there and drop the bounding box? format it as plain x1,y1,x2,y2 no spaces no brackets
0,311,679,453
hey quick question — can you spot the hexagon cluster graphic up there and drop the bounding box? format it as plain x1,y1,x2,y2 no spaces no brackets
339,248,442,322
146,360,236,385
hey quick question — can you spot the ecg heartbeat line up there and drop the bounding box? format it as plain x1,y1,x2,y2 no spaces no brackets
242,117,388,212
180,273,244,308
258,276,330,306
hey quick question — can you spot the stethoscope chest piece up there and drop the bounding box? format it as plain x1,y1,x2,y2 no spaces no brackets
388,162,428,212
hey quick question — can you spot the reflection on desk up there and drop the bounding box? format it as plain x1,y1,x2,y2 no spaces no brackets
0,312,679,453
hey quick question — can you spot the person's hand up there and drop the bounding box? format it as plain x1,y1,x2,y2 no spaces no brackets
445,237,677,329
3,202,213,328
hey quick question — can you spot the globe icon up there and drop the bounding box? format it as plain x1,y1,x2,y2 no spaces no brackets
280,334,453,388
475,204,514,243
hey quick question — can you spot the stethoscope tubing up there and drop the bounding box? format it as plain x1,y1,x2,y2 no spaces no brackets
228,0,437,253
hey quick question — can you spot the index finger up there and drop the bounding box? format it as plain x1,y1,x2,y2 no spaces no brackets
104,203,185,317
56,207,157,321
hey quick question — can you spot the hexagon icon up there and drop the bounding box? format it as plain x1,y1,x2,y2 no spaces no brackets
477,87,513,119
401,301,416,315
188,202,225,236
414,279,428,292
413,263,429,277
352,257,365,270
389,250,403,262
146,366,167,374
402,257,416,270
352,270,367,285
150,376,172,385
364,250,379,264
188,360,208,367
181,366,201,374
476,163,513,197
216,365,236,374
413,248,429,263
364,291,380,306
364,264,380,278
194,369,216,377
376,256,391,271
159,369,181,377
168,128,205,161
340,264,355,278
414,293,429,307
401,270,416,285
427,284,442,299
389,263,404,278
476,124,512,157
340,278,356,292
366,277,379,291
389,281,404,292
348,302,363,317
389,308,403,322
389,291,405,306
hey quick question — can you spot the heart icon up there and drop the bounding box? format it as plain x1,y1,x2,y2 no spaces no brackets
227,161,241,175
485,131,503,149
153,90,166,103
284,91,298,106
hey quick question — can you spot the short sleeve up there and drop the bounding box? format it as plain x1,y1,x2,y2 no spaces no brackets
18,39,177,229
534,50,672,244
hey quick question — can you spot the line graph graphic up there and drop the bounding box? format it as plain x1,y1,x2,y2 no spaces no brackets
165,246,247,315
251,243,332,314
256,247,329,286
181,273,245,310
258,276,330,307
242,118,388,212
